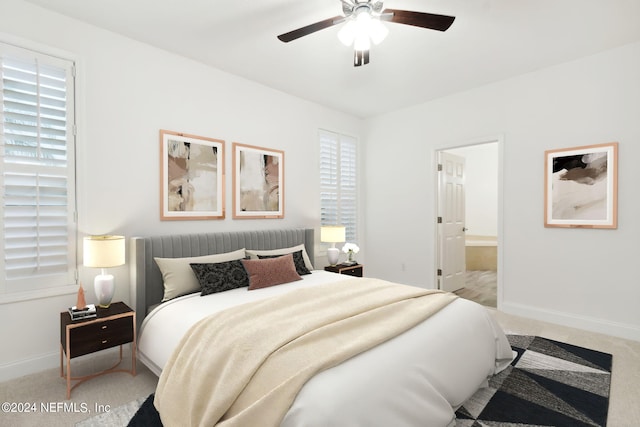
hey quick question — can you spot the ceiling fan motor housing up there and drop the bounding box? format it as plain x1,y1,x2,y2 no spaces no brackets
344,0,384,18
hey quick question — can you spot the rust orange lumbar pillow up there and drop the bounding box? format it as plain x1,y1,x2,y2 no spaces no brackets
242,253,302,290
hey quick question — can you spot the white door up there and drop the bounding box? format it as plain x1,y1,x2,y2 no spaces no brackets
437,151,466,292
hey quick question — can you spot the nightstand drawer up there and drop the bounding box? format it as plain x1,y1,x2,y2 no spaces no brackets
68,316,134,358
324,264,363,277
340,266,362,277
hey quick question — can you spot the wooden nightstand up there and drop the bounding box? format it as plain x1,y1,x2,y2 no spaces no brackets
324,263,363,277
60,301,136,399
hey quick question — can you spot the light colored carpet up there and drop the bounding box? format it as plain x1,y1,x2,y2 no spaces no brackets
0,347,157,427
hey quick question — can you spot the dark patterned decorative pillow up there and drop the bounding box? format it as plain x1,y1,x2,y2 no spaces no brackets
257,250,311,275
155,248,246,301
246,244,314,271
242,254,302,290
190,260,249,296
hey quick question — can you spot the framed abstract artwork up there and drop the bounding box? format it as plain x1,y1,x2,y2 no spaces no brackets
160,130,225,220
544,142,618,228
232,142,284,219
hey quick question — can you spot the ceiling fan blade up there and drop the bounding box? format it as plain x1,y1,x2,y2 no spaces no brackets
381,9,455,31
277,16,344,43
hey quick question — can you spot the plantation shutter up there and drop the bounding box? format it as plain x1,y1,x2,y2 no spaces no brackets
319,129,358,243
0,42,77,294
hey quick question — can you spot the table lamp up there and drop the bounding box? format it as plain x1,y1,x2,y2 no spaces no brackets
320,226,345,266
83,235,125,308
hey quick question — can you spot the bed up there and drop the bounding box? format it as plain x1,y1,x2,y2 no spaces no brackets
132,228,513,427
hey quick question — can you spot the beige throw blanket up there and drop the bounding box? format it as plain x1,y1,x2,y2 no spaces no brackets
154,278,457,427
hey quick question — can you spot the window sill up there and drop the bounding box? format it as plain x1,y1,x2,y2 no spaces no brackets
0,284,78,305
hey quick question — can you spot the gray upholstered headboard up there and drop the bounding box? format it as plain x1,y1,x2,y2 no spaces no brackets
129,228,314,329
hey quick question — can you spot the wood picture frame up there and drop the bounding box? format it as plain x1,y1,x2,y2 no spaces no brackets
544,142,618,228
160,130,225,220
232,142,284,219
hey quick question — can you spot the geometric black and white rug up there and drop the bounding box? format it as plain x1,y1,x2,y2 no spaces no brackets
75,395,150,427
456,334,612,427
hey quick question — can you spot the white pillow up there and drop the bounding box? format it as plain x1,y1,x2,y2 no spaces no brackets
155,248,246,301
245,244,314,271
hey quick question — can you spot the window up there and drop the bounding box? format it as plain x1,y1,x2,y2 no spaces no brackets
319,129,358,243
0,41,77,296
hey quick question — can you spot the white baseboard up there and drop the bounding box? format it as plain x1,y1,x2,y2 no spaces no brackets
0,346,129,383
0,350,59,383
501,301,640,342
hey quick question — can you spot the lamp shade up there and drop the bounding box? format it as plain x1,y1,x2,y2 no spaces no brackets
83,235,126,268
320,226,346,243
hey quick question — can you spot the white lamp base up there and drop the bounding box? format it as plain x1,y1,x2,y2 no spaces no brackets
327,247,340,266
94,273,115,308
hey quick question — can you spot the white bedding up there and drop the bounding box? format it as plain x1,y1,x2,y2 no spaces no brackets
138,271,513,427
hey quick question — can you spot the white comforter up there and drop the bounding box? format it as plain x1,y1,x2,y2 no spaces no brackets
138,271,513,427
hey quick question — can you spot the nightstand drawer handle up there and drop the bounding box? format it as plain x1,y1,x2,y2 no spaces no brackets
102,340,108,344
101,325,108,330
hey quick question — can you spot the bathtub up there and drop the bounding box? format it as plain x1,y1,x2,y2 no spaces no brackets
465,235,497,271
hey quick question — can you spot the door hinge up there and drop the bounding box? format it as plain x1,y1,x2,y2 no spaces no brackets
437,163,443,172
437,269,442,276
437,216,442,224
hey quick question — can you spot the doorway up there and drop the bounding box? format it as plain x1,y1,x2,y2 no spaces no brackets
436,137,503,308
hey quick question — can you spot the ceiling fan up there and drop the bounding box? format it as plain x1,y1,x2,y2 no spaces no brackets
277,0,455,67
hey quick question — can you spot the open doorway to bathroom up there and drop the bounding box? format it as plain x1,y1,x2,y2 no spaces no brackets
436,138,501,308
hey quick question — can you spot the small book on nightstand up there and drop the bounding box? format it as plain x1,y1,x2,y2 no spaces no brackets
68,304,97,321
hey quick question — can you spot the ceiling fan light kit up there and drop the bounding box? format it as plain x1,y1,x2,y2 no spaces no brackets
277,0,455,67
337,7,389,50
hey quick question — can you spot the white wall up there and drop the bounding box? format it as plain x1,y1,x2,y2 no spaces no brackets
445,143,499,237
364,41,640,341
0,0,362,380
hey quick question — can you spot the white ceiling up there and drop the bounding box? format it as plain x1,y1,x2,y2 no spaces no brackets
23,0,640,118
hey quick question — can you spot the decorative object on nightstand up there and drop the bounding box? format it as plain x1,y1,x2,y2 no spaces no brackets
324,263,363,277
60,301,136,399
76,283,87,309
320,225,345,266
68,303,97,321
342,242,359,265
83,235,126,308
69,283,96,321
